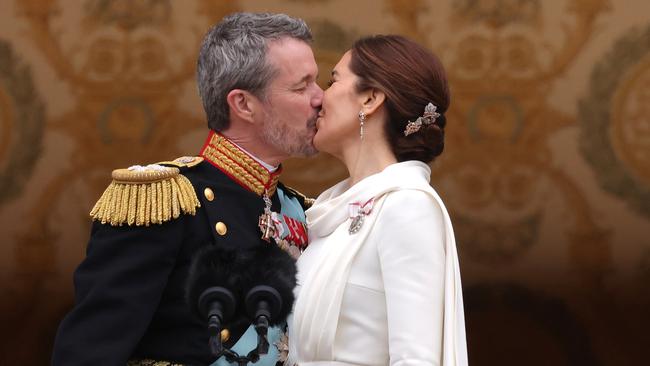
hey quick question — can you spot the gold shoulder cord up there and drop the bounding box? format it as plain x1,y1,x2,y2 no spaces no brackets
89,165,200,227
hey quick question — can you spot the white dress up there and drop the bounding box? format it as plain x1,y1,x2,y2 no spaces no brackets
288,161,468,366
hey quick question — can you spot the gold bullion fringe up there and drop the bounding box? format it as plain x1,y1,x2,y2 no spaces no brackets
89,174,200,226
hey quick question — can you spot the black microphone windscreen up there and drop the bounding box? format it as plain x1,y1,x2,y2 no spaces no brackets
185,243,249,320
240,243,297,326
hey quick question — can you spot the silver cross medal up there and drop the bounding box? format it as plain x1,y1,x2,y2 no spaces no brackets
258,192,277,242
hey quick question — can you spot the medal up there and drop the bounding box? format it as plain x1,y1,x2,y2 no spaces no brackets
258,190,309,259
349,214,365,234
258,191,277,242
348,198,374,235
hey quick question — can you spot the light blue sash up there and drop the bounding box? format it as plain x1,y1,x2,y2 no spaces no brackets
277,187,307,224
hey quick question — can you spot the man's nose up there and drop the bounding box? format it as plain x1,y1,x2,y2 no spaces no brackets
311,83,324,108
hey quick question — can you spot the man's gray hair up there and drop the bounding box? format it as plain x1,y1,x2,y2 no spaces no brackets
197,12,313,131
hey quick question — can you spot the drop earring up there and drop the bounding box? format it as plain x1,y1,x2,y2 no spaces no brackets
358,111,366,140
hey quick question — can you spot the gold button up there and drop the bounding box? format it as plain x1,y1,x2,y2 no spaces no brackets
220,328,230,342
204,187,214,201
215,222,227,236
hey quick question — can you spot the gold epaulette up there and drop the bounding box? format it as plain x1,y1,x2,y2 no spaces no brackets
89,163,201,227
282,185,315,209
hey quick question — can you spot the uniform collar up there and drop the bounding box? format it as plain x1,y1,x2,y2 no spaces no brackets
200,130,282,196
229,140,279,173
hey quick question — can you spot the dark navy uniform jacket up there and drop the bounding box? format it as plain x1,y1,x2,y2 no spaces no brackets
51,131,311,366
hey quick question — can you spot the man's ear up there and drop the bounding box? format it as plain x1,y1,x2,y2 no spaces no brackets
359,88,386,116
226,89,260,124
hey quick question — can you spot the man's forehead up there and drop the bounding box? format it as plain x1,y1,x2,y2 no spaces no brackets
267,38,317,76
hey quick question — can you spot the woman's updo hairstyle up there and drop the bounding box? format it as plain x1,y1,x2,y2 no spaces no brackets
349,35,449,163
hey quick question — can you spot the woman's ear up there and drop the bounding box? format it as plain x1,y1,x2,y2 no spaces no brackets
226,89,259,124
360,88,386,116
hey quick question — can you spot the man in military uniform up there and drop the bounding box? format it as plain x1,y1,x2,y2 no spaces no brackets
52,13,322,366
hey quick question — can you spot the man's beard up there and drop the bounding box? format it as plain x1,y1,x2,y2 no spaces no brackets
260,112,319,157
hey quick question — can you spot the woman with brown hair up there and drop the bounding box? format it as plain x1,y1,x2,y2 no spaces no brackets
287,35,468,366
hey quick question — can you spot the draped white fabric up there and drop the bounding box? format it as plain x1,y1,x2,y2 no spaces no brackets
288,161,468,366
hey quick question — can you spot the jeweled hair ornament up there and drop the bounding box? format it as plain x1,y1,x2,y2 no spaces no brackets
403,102,441,136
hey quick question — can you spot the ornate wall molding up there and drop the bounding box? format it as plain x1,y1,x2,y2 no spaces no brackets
579,24,650,217
0,40,44,207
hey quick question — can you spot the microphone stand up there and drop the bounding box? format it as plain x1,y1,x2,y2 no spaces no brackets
198,287,236,358
253,313,270,355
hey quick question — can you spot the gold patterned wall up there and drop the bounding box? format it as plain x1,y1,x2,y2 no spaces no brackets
0,0,649,364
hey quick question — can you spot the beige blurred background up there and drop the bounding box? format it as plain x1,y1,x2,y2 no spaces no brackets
0,0,649,364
